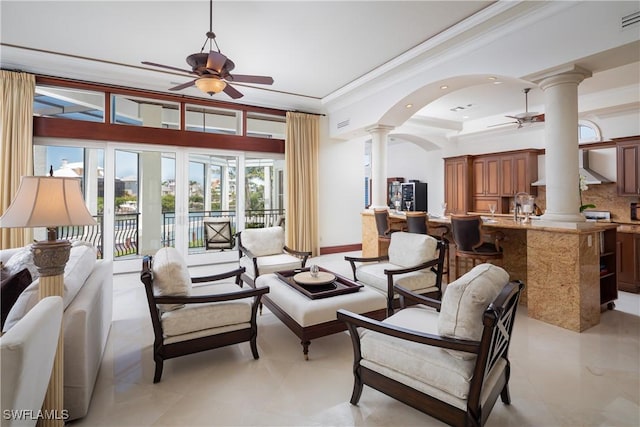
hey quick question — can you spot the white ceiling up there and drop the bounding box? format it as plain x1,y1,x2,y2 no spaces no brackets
1,1,639,134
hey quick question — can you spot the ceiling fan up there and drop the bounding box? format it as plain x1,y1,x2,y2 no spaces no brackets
489,88,545,128
141,0,273,99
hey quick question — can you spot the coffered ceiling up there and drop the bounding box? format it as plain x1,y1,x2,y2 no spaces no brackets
1,1,639,135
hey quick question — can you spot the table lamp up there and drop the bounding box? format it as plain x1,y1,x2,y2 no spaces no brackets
0,175,97,427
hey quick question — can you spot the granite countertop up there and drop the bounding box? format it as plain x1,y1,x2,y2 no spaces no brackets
616,223,640,234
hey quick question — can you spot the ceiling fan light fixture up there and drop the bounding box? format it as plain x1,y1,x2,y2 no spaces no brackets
195,76,227,95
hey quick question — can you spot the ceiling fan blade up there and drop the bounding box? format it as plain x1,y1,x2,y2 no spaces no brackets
488,121,518,128
169,80,197,91
223,84,244,99
532,113,545,122
227,74,274,85
142,61,194,75
206,50,227,73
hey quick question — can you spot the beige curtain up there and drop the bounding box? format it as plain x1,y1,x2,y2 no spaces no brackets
285,112,319,255
1,71,35,249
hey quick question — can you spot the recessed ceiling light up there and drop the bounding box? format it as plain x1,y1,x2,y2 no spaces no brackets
440,85,448,90
488,76,497,81
463,115,469,119
493,81,503,85
405,103,413,109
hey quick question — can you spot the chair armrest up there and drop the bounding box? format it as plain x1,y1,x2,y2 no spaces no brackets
344,255,389,281
238,243,257,260
191,267,245,284
383,257,440,276
337,309,480,353
283,246,312,266
154,286,269,305
393,285,442,310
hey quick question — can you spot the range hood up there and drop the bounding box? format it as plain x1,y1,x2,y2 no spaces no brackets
531,150,613,186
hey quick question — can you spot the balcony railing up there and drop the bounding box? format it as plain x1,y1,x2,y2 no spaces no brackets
58,210,283,258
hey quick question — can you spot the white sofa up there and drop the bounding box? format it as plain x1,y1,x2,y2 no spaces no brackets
1,296,63,427
1,243,112,421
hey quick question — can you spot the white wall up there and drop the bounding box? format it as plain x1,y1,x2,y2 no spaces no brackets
317,109,638,249
318,117,366,249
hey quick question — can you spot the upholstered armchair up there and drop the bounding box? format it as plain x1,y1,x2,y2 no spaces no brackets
140,247,269,383
237,226,311,287
337,264,524,427
1,296,63,427
345,231,446,315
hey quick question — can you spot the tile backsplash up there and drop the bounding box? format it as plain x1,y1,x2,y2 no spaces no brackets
536,183,639,224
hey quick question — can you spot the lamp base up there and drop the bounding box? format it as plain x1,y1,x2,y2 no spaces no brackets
32,239,70,427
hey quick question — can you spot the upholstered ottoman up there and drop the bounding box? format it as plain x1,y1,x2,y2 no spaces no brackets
256,272,387,359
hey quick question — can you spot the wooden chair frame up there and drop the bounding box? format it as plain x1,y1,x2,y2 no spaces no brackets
140,256,269,383
337,280,524,427
236,230,311,287
344,238,447,315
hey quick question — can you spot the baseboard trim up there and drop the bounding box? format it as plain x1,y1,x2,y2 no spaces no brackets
319,244,362,255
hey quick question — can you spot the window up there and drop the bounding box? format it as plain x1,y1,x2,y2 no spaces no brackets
34,86,104,122
185,105,240,134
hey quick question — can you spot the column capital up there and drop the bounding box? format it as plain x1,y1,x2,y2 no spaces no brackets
365,124,395,135
530,64,592,89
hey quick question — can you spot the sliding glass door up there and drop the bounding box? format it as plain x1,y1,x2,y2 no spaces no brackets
34,140,284,271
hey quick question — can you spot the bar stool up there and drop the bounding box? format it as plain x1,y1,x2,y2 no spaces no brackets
405,211,428,234
450,214,504,279
374,208,400,256
406,211,451,283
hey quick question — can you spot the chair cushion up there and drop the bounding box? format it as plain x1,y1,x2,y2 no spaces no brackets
240,226,285,257
152,247,192,311
240,253,302,279
356,262,438,295
160,282,252,337
388,232,438,267
438,263,508,344
360,306,476,401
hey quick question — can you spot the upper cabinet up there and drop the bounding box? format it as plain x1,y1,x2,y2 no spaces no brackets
445,150,540,215
472,156,500,197
616,137,640,196
444,156,472,215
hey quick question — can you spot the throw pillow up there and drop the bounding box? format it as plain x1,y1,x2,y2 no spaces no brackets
4,245,39,281
152,247,192,311
438,264,508,358
1,268,32,330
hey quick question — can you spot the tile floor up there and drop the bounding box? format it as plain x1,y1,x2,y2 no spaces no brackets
70,252,640,427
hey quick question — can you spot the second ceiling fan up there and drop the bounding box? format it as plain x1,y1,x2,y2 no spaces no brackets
142,0,273,99
490,88,545,128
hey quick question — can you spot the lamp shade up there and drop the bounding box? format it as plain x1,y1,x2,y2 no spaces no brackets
195,76,227,95
0,176,97,228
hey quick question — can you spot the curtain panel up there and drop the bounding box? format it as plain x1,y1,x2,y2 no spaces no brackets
285,112,319,256
1,71,35,249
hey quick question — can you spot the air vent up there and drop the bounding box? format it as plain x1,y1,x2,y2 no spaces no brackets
622,11,640,29
337,119,350,129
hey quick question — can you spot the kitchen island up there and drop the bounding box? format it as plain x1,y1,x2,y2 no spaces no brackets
361,210,618,332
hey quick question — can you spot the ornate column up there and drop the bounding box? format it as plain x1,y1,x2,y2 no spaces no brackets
536,65,592,223
34,240,70,427
366,125,394,209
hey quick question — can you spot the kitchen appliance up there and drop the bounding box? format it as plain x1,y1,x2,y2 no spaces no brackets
582,210,611,222
401,181,427,212
631,203,639,220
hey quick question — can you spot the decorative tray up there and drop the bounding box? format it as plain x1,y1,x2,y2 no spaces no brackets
275,267,362,300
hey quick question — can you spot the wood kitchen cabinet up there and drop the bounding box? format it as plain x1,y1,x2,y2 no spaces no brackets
469,149,539,213
616,137,640,196
617,232,640,293
472,156,500,197
444,156,471,214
